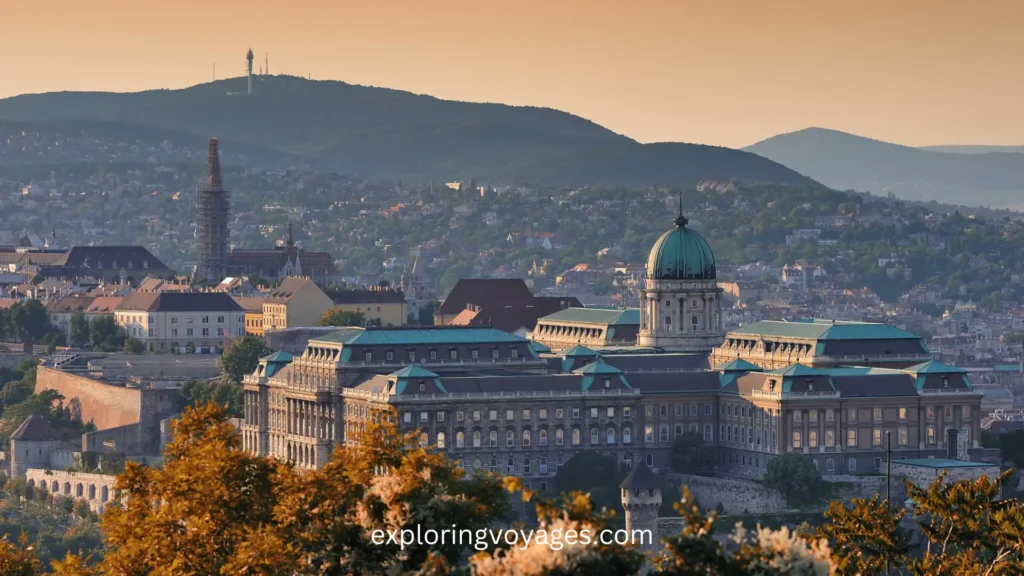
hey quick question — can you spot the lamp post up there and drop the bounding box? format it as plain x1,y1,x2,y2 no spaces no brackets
886,430,892,507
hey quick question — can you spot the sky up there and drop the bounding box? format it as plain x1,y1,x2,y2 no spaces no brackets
2,0,1023,149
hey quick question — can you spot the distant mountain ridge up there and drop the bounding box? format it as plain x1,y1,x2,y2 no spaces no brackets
919,144,1024,155
744,127,1024,208
0,75,816,188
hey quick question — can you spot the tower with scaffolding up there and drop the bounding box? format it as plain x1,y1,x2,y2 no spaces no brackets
194,138,231,282
246,48,254,94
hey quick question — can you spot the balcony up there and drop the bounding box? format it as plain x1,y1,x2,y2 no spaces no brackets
748,390,841,399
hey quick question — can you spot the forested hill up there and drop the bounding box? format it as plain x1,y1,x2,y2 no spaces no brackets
744,127,1024,209
0,75,816,188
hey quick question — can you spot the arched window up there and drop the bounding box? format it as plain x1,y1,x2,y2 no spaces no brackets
507,458,516,474
645,453,654,467
473,458,482,470
556,428,564,446
624,453,633,469
488,431,497,447
539,429,548,446
572,428,581,446
540,456,548,474
436,432,446,449
523,429,531,446
691,315,699,331
524,457,532,474
665,316,672,329
623,427,632,444
590,428,599,444
489,457,498,471
419,433,428,447
792,430,802,448
506,430,515,447
607,427,615,444
808,430,817,448
457,431,465,448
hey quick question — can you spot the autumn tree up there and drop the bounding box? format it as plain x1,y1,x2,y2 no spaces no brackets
818,494,911,575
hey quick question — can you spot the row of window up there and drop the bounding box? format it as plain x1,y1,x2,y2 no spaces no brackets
791,425,971,449
444,427,636,449
367,347,521,363
647,404,713,418
793,406,970,423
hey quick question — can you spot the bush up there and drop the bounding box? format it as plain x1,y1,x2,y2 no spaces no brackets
763,453,825,507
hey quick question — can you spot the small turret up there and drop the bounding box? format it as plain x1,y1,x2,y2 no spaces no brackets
620,462,661,555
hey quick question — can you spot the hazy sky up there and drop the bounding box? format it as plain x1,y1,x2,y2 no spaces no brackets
3,0,1022,148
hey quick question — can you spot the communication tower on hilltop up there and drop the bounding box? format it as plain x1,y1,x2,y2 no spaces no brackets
194,138,231,282
246,48,254,94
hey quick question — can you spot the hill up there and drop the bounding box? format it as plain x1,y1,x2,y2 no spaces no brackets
744,127,1024,208
919,144,1024,155
0,75,816,188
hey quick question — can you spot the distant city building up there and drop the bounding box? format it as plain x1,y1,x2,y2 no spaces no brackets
115,292,245,353
194,138,231,282
229,224,338,284
400,256,435,317
435,278,581,336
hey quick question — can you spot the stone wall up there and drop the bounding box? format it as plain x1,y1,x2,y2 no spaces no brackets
668,473,786,514
883,462,1001,502
82,423,144,454
36,367,143,430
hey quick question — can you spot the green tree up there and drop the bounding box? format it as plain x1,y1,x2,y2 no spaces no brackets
68,312,89,347
763,453,824,507
995,430,1024,469
6,300,50,344
216,334,270,384
670,431,714,474
178,380,243,418
554,451,626,512
315,308,367,327
87,316,123,351
73,500,92,520
121,337,145,355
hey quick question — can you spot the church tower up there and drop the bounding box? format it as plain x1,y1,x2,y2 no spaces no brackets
637,198,724,352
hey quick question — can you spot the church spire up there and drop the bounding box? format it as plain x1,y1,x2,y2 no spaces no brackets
286,222,294,246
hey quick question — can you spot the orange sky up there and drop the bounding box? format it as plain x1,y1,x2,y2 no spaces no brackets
2,0,1022,148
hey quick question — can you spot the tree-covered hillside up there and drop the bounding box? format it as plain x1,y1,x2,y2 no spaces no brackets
0,76,815,187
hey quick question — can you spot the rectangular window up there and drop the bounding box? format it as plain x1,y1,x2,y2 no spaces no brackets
607,407,615,418
556,409,564,419
489,410,497,421
898,426,908,446
456,411,464,422
506,410,514,421
675,405,682,416
420,412,428,423
873,408,882,421
943,407,952,419
848,409,857,422
690,404,697,416
962,406,970,419
675,424,683,438
645,425,654,441
646,406,653,417
437,412,445,422
492,348,499,359
202,316,209,324
186,328,193,337
825,429,835,448
927,426,936,444
430,350,437,361
704,404,712,416
703,424,712,441
539,409,547,419
171,328,178,337
826,410,834,422
899,407,907,421
591,407,599,418
927,407,935,420
792,431,802,449
659,424,669,443
847,429,857,447
202,328,210,336
473,411,481,421
217,316,225,323
623,407,632,417
403,413,412,423
471,349,479,359
809,410,818,423
572,408,580,419
523,409,530,420
872,428,882,447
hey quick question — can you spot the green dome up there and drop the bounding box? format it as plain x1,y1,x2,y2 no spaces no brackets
646,214,716,280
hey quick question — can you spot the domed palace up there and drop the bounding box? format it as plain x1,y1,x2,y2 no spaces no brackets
638,208,725,352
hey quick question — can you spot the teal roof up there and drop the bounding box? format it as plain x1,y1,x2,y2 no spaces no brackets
261,350,294,363
729,319,920,341
573,360,623,375
995,364,1021,373
530,341,552,353
562,344,599,357
311,327,527,346
646,214,716,280
719,358,761,372
897,458,993,469
388,366,440,379
904,361,965,374
539,307,640,326
768,363,830,377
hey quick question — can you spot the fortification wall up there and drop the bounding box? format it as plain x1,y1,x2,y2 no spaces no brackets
669,474,786,514
83,423,144,454
35,367,142,430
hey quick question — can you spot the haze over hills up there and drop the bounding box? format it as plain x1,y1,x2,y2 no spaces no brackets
919,145,1024,155
0,75,815,189
744,127,1024,209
